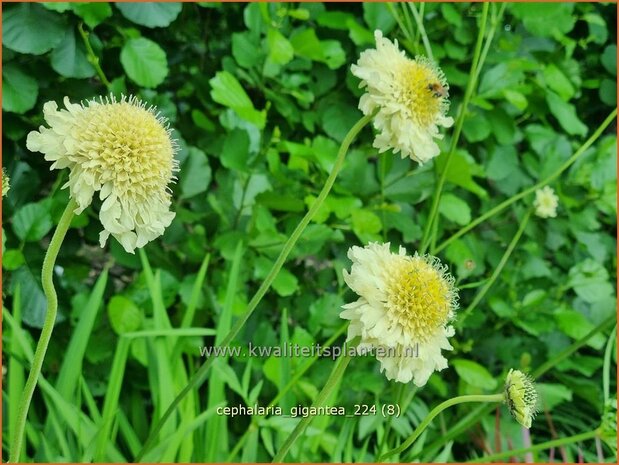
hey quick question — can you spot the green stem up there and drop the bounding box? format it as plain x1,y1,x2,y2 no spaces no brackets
467,429,600,463
420,2,490,254
457,209,532,327
421,314,615,459
135,114,373,462
380,393,504,461
78,23,112,89
434,108,618,254
408,2,433,61
272,350,354,463
9,198,77,463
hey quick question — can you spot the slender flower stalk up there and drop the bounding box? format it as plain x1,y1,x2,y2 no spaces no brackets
420,2,490,254
380,393,505,461
9,199,77,463
135,114,374,461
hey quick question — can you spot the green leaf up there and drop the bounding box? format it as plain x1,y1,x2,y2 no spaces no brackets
2,249,25,271
290,29,346,69
439,194,471,225
362,3,396,33
107,295,144,334
12,201,53,242
537,383,572,410
545,92,587,136
3,3,67,55
72,3,112,28
601,45,617,76
462,112,491,143
2,64,38,114
434,149,487,199
452,359,498,390
221,129,251,172
510,3,575,38
351,209,382,242
567,259,614,303
210,71,266,128
12,267,62,329
50,28,96,79
232,32,261,69
180,147,212,199
267,28,294,66
543,64,575,100
120,37,169,88
115,2,182,28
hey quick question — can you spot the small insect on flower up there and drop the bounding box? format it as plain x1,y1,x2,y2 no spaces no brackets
427,82,448,99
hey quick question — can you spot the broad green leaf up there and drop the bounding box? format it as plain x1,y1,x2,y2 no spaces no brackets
72,3,112,28
50,28,96,79
452,359,498,390
267,28,294,65
537,383,573,409
439,194,471,225
362,3,396,33
510,3,575,37
221,129,251,172
2,249,25,271
108,295,143,334
2,65,38,114
180,147,212,199
3,3,67,55
435,149,487,199
462,112,491,143
567,259,614,303
120,37,168,88
115,2,182,28
232,32,261,69
290,29,346,69
210,71,265,128
546,92,587,136
601,45,617,76
12,201,53,242
543,64,575,100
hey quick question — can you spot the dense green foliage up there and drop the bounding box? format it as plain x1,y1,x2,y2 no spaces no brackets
2,2,617,462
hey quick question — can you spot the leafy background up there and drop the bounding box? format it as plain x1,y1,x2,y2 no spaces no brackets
2,1,617,462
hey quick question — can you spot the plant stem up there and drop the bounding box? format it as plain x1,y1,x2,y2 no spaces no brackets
380,393,504,461
467,429,600,463
272,350,354,462
78,23,112,89
135,114,373,462
434,108,618,254
457,209,532,327
9,199,77,463
408,2,434,61
420,2,490,254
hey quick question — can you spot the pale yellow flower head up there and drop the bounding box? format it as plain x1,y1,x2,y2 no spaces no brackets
351,30,454,164
26,95,178,253
341,242,458,385
533,186,559,218
504,369,538,428
2,168,9,197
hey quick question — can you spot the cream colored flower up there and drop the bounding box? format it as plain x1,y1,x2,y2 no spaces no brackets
2,168,9,197
504,369,538,428
533,186,559,218
26,95,178,253
351,30,454,164
341,242,458,386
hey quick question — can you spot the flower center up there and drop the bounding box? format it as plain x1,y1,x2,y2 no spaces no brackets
385,255,453,342
396,59,446,128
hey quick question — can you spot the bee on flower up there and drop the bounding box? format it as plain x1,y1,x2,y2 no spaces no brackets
351,30,454,165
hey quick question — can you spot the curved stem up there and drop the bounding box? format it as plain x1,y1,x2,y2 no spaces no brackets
408,3,434,61
434,108,618,254
9,199,77,462
467,429,599,463
420,2,490,254
457,209,532,327
272,350,353,462
380,393,504,461
135,114,373,462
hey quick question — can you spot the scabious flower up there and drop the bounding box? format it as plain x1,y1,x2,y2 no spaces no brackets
341,242,458,386
2,168,10,197
26,95,178,253
533,186,559,218
351,30,454,164
504,369,538,428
